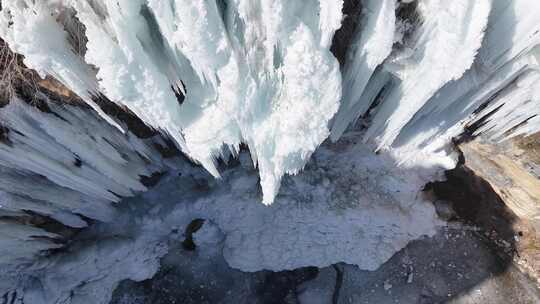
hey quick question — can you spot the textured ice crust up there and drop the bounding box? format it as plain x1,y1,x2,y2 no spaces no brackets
211,143,440,272
4,135,440,304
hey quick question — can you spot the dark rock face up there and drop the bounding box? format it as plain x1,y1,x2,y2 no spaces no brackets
182,219,205,251
426,138,540,287
426,164,519,259
330,0,363,67
91,94,158,139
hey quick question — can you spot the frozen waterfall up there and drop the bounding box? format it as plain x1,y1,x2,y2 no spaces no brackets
0,0,539,303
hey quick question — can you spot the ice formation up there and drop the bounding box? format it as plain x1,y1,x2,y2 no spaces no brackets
330,0,396,141
0,0,539,302
390,0,540,157
0,0,343,204
1,0,539,204
0,94,177,269
1,136,441,304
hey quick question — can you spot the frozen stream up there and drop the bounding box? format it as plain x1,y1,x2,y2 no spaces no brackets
11,131,442,304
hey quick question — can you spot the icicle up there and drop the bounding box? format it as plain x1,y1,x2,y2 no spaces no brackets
365,0,491,149
330,0,396,141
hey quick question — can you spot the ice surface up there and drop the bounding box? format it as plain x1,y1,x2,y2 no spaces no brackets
4,131,441,303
